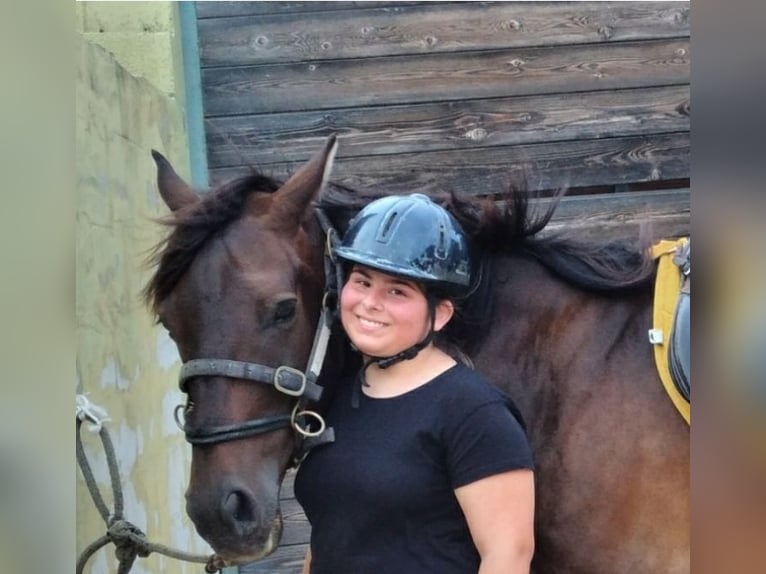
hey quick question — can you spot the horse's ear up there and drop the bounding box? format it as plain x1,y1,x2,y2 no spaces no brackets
152,150,199,211
267,134,337,230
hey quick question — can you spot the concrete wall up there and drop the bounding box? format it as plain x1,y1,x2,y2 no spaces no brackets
76,4,208,573
76,1,186,103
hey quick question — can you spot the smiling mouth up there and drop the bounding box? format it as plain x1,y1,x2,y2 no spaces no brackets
357,316,387,328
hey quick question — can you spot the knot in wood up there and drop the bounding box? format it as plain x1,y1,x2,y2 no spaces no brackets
321,41,332,50
466,127,488,141
598,26,613,40
674,8,690,25
508,58,525,68
254,35,268,47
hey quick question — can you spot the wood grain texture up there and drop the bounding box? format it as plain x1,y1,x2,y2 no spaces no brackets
201,38,689,116
198,2,689,66
208,132,689,195
204,85,689,167
543,188,690,240
238,543,308,574
196,1,435,19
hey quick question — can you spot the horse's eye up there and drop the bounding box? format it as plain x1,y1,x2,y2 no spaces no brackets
157,314,175,340
271,298,297,326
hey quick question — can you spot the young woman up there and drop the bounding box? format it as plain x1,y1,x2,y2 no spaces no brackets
295,193,535,574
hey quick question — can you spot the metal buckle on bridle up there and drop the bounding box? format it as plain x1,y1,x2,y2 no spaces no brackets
274,365,307,397
325,226,338,262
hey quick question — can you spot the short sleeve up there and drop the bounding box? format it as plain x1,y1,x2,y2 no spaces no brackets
445,400,534,489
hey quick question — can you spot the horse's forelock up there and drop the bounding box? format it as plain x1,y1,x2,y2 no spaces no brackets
143,171,283,314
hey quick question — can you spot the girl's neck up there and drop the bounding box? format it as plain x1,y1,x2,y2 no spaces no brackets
362,345,457,398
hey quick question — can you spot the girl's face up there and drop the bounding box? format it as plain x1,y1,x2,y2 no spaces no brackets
340,265,452,359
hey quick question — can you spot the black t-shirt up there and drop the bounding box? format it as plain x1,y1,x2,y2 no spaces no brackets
294,363,533,574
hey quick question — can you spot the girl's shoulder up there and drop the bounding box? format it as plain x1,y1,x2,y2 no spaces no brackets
432,363,527,431
429,363,509,406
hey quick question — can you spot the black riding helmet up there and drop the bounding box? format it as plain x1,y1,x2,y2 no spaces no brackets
334,193,473,369
335,193,471,295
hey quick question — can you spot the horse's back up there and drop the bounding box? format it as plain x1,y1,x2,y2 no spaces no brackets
479,253,689,573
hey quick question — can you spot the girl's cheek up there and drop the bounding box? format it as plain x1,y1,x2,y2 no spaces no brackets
339,284,353,307
339,286,358,319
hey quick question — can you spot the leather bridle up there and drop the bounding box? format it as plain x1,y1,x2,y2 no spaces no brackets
173,209,342,462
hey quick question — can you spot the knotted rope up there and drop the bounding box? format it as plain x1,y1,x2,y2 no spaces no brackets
76,395,226,573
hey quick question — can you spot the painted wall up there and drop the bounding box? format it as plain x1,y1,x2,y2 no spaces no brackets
76,4,209,573
76,1,186,103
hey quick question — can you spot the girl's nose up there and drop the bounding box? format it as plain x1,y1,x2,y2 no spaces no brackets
362,289,383,310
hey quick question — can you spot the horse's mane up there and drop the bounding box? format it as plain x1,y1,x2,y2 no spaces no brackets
144,168,654,318
143,172,282,315
317,183,655,294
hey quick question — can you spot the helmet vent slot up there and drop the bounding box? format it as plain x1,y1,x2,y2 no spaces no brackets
379,210,398,240
436,224,447,259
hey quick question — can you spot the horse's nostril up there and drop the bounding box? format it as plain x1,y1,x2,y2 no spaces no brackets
223,489,256,524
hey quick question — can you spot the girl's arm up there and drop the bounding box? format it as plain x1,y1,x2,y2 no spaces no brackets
455,469,535,574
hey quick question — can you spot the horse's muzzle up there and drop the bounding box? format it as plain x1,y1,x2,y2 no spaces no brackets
186,481,283,563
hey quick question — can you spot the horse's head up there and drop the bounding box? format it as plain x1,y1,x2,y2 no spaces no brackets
147,136,337,562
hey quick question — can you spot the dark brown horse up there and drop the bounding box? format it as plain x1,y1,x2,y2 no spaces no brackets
145,136,689,572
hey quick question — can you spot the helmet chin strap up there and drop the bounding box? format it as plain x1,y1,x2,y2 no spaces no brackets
350,300,437,408
362,296,438,373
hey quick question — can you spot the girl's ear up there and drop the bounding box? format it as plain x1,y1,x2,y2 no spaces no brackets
433,299,455,332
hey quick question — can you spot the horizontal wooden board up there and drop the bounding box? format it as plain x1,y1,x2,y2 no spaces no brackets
196,1,437,19
202,38,690,116
239,543,308,574
544,188,689,241
199,2,689,67
278,498,310,547
281,468,297,495
205,85,689,168
546,188,688,222
208,132,690,195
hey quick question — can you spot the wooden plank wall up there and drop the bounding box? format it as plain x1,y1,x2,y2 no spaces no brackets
193,3,690,572
196,1,690,240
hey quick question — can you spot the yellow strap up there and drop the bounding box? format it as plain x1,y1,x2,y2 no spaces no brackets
651,238,690,425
